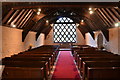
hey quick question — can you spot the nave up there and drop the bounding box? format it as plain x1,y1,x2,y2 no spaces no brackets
1,2,120,80
1,45,120,80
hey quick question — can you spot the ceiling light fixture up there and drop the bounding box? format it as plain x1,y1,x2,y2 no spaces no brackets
10,23,16,28
37,11,40,15
115,22,119,27
89,8,92,11
37,8,41,15
46,20,49,23
89,11,93,14
114,7,118,9
81,20,84,22
12,24,16,28
38,8,41,12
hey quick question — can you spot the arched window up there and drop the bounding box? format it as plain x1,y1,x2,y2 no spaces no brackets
53,17,76,43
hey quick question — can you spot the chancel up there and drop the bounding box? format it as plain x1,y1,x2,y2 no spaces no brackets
0,2,120,80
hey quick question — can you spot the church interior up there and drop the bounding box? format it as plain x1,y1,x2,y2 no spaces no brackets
0,2,120,80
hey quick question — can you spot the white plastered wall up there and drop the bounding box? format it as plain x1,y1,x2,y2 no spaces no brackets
1,26,44,59
35,33,45,47
85,27,120,55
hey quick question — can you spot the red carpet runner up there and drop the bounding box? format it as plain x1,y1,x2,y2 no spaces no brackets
52,51,80,80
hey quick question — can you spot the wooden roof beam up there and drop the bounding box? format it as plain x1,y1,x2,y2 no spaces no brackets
2,9,14,24
83,20,95,39
106,8,119,23
22,20,36,42
118,1,120,8
101,8,115,25
36,20,46,41
77,27,86,39
111,8,120,21
6,10,19,25
44,27,52,39
10,9,25,26
97,8,113,27
20,10,33,28
85,17,99,30
101,29,109,41
7,2,119,9
18,9,32,28
93,12,109,41
22,12,36,42
96,9,111,27
15,9,28,28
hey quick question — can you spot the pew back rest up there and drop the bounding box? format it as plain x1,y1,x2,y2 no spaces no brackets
87,67,120,80
2,67,44,79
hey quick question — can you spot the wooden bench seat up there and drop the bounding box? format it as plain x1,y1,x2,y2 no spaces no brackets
82,61,120,80
20,52,56,62
2,57,52,75
75,51,112,56
1,45,60,80
2,66,44,80
12,54,54,65
87,67,120,80
17,53,55,64
76,54,117,65
71,46,120,80
1,61,48,80
79,56,120,70
74,51,113,62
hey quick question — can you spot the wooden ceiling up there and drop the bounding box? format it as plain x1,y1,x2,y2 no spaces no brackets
2,2,120,42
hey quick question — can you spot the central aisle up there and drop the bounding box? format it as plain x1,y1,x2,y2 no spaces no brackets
51,51,80,80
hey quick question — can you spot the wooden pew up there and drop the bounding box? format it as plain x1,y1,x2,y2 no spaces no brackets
74,50,113,62
1,61,48,80
82,47,97,52
1,45,60,80
77,54,120,69
2,66,44,80
23,45,59,59
87,67,120,80
78,56,120,76
17,52,54,65
76,53,116,66
2,57,52,75
82,61,120,80
20,52,56,62
79,56,120,70
26,45,59,53
12,54,54,65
